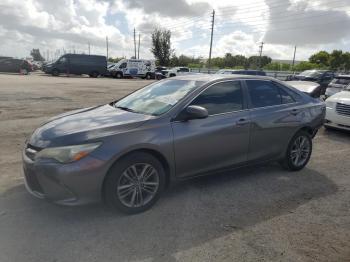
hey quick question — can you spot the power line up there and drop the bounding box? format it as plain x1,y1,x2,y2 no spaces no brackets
214,17,349,35
164,0,347,31
216,0,346,16
215,3,350,28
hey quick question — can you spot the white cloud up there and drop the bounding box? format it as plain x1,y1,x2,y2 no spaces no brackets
0,0,350,61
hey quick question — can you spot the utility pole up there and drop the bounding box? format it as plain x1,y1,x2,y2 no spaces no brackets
208,9,215,73
292,45,297,70
138,33,140,59
88,42,91,55
134,28,137,59
106,36,109,60
258,41,264,69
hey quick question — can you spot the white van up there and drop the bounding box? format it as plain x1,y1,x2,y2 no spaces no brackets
109,59,155,79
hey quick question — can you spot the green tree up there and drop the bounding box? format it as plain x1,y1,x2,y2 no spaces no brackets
248,56,272,69
151,28,172,66
309,51,330,67
30,49,45,61
329,50,344,70
108,57,123,63
293,61,322,71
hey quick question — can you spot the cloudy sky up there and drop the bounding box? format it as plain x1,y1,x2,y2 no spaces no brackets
1,0,350,61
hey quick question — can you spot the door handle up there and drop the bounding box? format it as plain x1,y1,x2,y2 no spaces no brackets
290,109,300,115
236,118,250,126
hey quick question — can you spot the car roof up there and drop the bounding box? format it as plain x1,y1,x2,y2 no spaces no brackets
173,73,274,82
335,74,350,78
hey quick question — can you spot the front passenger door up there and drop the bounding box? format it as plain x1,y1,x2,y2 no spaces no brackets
172,81,251,178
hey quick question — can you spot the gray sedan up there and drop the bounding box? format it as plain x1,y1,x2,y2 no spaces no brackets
23,75,326,213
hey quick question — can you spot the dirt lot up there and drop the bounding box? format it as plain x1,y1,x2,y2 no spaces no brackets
0,72,349,262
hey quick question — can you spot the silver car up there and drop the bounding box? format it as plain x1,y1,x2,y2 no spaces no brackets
23,75,325,213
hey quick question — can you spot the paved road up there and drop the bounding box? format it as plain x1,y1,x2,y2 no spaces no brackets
0,73,349,261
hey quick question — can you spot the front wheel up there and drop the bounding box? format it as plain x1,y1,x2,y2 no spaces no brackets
280,130,312,171
103,152,165,214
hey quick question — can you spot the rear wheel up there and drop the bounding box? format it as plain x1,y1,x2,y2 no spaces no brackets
104,152,165,214
52,69,59,76
89,71,99,78
146,73,152,80
280,130,312,171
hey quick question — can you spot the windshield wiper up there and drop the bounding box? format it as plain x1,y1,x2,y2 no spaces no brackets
115,106,136,113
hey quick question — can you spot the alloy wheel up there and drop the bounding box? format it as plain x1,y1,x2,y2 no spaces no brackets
290,135,311,167
117,163,159,208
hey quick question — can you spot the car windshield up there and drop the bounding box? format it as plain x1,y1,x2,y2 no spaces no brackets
332,77,350,85
299,70,323,78
114,79,204,115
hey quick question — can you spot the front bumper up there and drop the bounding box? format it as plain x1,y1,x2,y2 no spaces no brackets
325,107,350,131
22,148,108,205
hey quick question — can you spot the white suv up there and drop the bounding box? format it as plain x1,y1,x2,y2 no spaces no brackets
324,85,350,131
165,67,190,77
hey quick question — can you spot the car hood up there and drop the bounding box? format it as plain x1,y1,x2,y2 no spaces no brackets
294,75,318,81
326,91,350,103
29,104,154,148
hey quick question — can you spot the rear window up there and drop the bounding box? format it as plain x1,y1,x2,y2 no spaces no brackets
246,80,281,108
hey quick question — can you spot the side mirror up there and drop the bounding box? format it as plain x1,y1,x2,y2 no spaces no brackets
176,105,208,121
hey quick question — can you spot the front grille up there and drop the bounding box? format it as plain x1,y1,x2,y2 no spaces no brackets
336,103,350,116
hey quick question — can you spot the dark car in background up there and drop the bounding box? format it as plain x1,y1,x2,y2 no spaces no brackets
325,74,350,98
0,58,33,74
43,54,107,77
23,74,325,214
286,81,322,98
292,70,334,94
216,69,266,76
155,66,168,80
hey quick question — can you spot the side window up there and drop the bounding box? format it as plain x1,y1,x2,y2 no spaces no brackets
191,81,244,115
278,86,295,104
58,57,67,64
119,62,127,69
246,80,281,108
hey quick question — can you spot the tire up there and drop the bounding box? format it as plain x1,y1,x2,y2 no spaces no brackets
89,71,99,78
103,152,166,214
156,74,162,80
115,72,123,79
146,73,151,80
280,130,312,171
52,69,59,76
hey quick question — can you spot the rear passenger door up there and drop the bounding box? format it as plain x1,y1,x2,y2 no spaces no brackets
245,80,301,162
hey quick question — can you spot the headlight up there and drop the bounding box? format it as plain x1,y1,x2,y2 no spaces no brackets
36,142,102,163
325,101,336,109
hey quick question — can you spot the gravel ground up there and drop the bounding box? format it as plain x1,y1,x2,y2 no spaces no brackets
0,72,349,262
